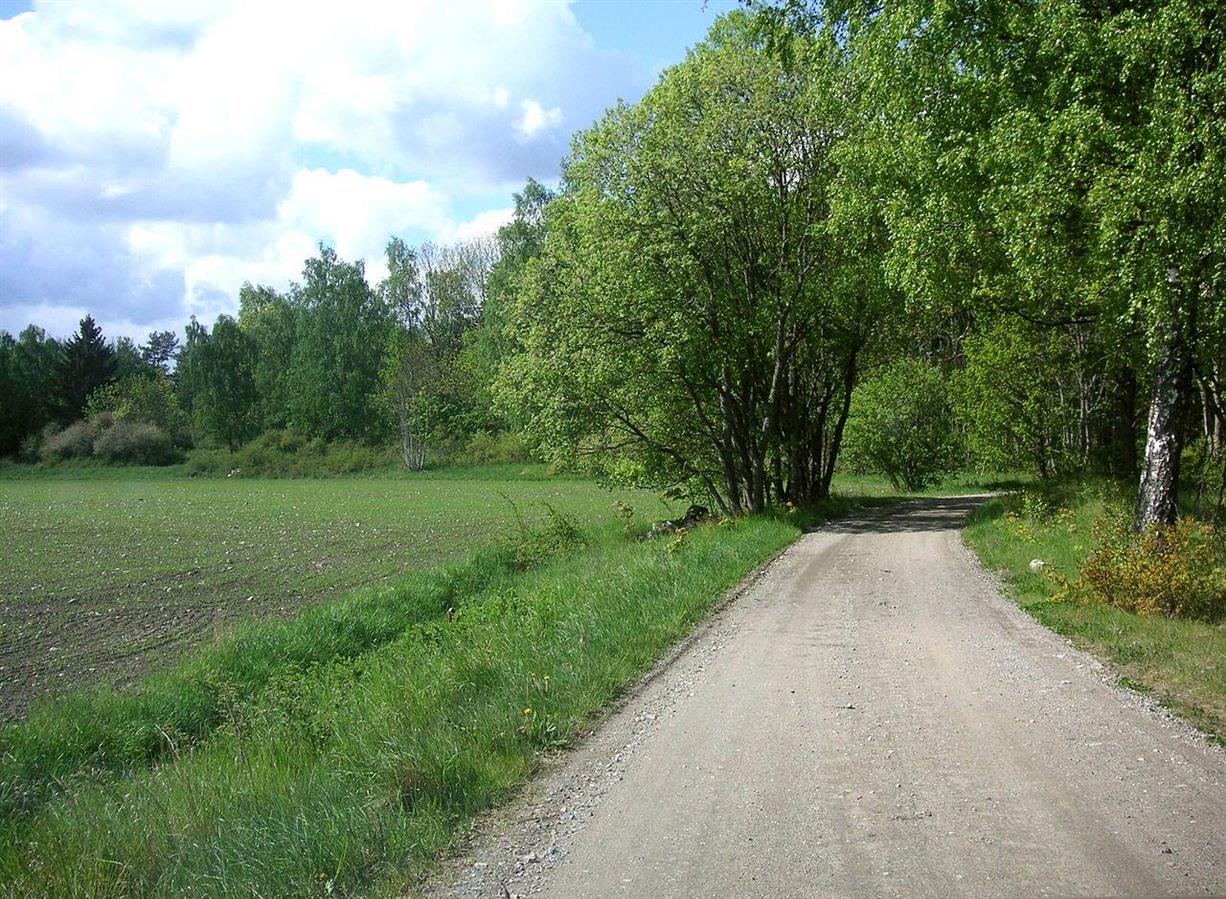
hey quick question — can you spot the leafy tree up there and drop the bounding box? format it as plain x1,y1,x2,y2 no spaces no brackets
178,315,260,449
950,319,1119,479
380,329,437,470
379,237,422,329
52,315,116,423
85,372,189,443
417,238,497,361
0,334,22,455
0,326,60,455
287,245,394,441
773,0,1222,527
842,359,957,491
113,336,150,381
238,283,297,431
501,15,889,512
469,179,556,433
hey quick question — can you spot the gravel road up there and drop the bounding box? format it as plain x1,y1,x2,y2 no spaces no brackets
425,496,1226,898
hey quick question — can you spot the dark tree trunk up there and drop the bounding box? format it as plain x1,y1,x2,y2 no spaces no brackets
1135,271,1193,531
1114,366,1139,479
818,348,859,498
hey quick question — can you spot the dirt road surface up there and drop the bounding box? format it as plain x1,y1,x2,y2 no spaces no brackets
426,497,1226,898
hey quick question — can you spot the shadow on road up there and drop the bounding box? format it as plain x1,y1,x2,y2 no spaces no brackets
820,495,993,535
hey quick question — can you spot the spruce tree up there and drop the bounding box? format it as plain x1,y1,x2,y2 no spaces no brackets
53,315,116,422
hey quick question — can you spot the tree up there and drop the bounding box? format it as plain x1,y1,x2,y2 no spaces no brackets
417,238,498,361
0,334,23,455
951,321,1081,478
113,336,152,381
471,179,556,433
85,371,189,443
0,326,60,455
376,236,503,452
380,329,437,470
842,359,957,491
238,283,297,432
178,315,260,449
379,237,422,329
52,315,116,423
140,331,180,374
770,0,1222,527
501,14,891,512
287,245,394,441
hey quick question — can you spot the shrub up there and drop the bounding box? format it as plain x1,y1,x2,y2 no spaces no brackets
1076,512,1226,621
450,431,532,467
92,420,179,466
39,419,101,461
20,425,56,462
841,358,958,491
185,429,397,477
85,373,189,444
502,506,587,571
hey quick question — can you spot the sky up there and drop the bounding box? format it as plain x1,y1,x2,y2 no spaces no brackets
0,0,739,340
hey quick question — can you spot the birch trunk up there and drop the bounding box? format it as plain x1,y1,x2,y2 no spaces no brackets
1134,270,1192,530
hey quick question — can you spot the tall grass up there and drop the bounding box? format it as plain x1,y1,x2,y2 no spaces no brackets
1,514,802,896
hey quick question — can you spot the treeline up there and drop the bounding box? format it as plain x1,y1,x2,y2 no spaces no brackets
0,181,554,470
499,3,1223,528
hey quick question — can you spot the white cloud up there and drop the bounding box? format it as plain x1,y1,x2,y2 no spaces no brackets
0,0,648,338
446,207,515,244
515,99,564,140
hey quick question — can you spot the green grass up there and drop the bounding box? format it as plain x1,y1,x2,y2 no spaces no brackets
963,486,1226,743
830,469,1033,497
0,508,809,897
0,467,658,609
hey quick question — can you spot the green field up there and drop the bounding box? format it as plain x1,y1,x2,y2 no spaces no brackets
0,466,669,718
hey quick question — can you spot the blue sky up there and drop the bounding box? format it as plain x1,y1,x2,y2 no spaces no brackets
0,0,739,339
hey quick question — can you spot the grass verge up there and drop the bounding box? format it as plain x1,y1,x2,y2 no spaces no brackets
0,505,825,896
963,488,1226,743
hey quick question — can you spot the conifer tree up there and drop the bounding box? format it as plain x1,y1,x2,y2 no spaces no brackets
52,315,116,422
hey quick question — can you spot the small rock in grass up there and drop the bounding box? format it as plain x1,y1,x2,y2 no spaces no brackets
1028,559,1046,573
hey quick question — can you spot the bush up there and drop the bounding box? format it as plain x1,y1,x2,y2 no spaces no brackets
20,425,56,463
449,431,532,467
85,373,189,445
502,506,587,571
1076,513,1226,621
841,358,958,491
39,419,101,461
92,420,179,466
185,429,397,478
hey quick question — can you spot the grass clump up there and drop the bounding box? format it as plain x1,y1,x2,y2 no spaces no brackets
964,483,1226,741
0,513,800,896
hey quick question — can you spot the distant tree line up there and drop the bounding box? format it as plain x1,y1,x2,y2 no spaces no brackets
0,179,553,469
